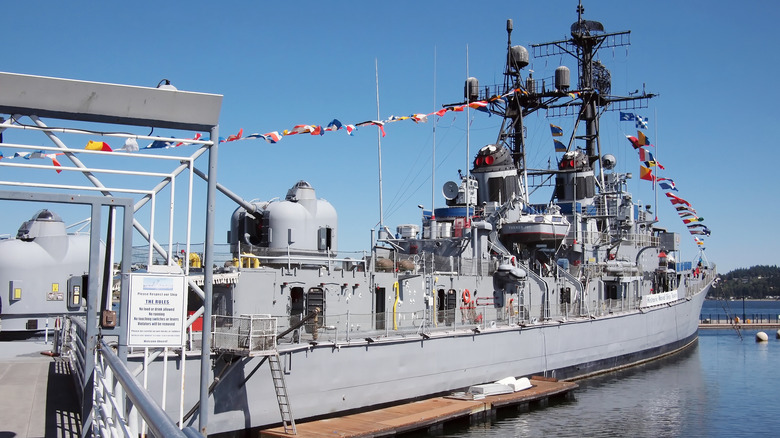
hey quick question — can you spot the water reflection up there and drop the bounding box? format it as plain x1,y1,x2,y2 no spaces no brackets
413,329,780,437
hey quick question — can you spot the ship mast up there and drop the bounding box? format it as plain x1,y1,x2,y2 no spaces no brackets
473,2,655,201
529,1,654,178
498,18,530,203
572,1,601,165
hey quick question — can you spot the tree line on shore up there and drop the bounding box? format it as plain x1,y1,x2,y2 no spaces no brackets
710,265,780,299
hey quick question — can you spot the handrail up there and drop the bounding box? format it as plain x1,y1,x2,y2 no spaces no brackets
98,339,202,438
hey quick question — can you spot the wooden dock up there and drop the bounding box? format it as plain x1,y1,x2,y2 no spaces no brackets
260,377,577,437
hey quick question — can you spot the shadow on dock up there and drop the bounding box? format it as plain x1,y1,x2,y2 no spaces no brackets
0,335,80,438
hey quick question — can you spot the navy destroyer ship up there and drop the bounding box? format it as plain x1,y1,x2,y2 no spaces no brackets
0,4,715,436
157,6,715,434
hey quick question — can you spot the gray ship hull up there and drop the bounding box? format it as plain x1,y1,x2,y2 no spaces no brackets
136,276,710,434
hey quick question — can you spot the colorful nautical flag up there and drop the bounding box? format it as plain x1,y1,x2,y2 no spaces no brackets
636,115,649,129
387,115,410,122
283,125,320,135
325,119,343,131
550,124,563,137
666,192,691,206
174,133,202,147
568,91,581,100
356,120,386,137
638,147,655,163
468,101,490,114
554,139,567,152
264,131,282,143
117,138,140,152
626,135,641,149
49,154,62,172
11,150,62,172
85,140,112,152
637,131,651,146
639,165,655,181
658,178,677,192
620,112,635,121
147,140,176,149
224,128,243,142
675,205,697,214
411,114,428,123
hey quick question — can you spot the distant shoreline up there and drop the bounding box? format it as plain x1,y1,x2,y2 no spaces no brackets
705,298,780,302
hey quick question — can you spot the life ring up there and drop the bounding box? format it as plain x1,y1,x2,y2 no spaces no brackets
462,289,472,304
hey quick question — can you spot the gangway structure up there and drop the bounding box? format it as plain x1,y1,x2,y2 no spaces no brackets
0,71,222,436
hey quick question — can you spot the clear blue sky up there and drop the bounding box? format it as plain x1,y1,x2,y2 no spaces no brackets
2,1,778,273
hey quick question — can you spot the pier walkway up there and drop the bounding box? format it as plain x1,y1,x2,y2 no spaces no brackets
0,333,80,438
699,323,780,330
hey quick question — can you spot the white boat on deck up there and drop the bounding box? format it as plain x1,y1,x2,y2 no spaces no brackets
502,205,570,244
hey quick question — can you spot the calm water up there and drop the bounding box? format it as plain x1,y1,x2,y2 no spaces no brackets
434,300,780,438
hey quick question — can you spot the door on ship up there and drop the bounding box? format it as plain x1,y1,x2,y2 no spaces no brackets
290,287,304,341
375,287,385,330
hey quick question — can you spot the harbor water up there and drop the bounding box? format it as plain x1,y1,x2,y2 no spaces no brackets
429,300,780,437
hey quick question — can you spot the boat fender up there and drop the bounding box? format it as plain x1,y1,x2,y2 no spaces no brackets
462,289,472,304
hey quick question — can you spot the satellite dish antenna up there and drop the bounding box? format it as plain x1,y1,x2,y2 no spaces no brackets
442,181,459,200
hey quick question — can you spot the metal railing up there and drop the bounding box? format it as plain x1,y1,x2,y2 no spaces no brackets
64,317,202,437
64,316,88,402
700,314,780,324
95,339,202,438
212,314,277,356
271,300,587,346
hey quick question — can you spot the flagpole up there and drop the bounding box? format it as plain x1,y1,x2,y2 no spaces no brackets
465,44,471,222
431,46,437,240
375,57,387,239
653,108,658,222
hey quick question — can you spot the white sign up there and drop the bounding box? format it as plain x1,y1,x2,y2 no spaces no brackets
127,273,186,347
640,290,678,308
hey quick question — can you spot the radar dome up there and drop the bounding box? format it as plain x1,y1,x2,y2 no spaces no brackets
508,45,529,72
602,154,617,170
555,66,570,91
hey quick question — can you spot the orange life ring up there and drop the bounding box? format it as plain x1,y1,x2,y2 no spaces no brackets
462,289,472,304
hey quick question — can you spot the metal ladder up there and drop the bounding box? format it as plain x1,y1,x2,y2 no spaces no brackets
268,353,296,434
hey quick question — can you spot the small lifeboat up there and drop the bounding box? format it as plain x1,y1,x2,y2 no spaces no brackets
500,205,570,244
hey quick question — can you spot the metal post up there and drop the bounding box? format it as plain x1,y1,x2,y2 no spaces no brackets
199,126,218,434
81,201,103,437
